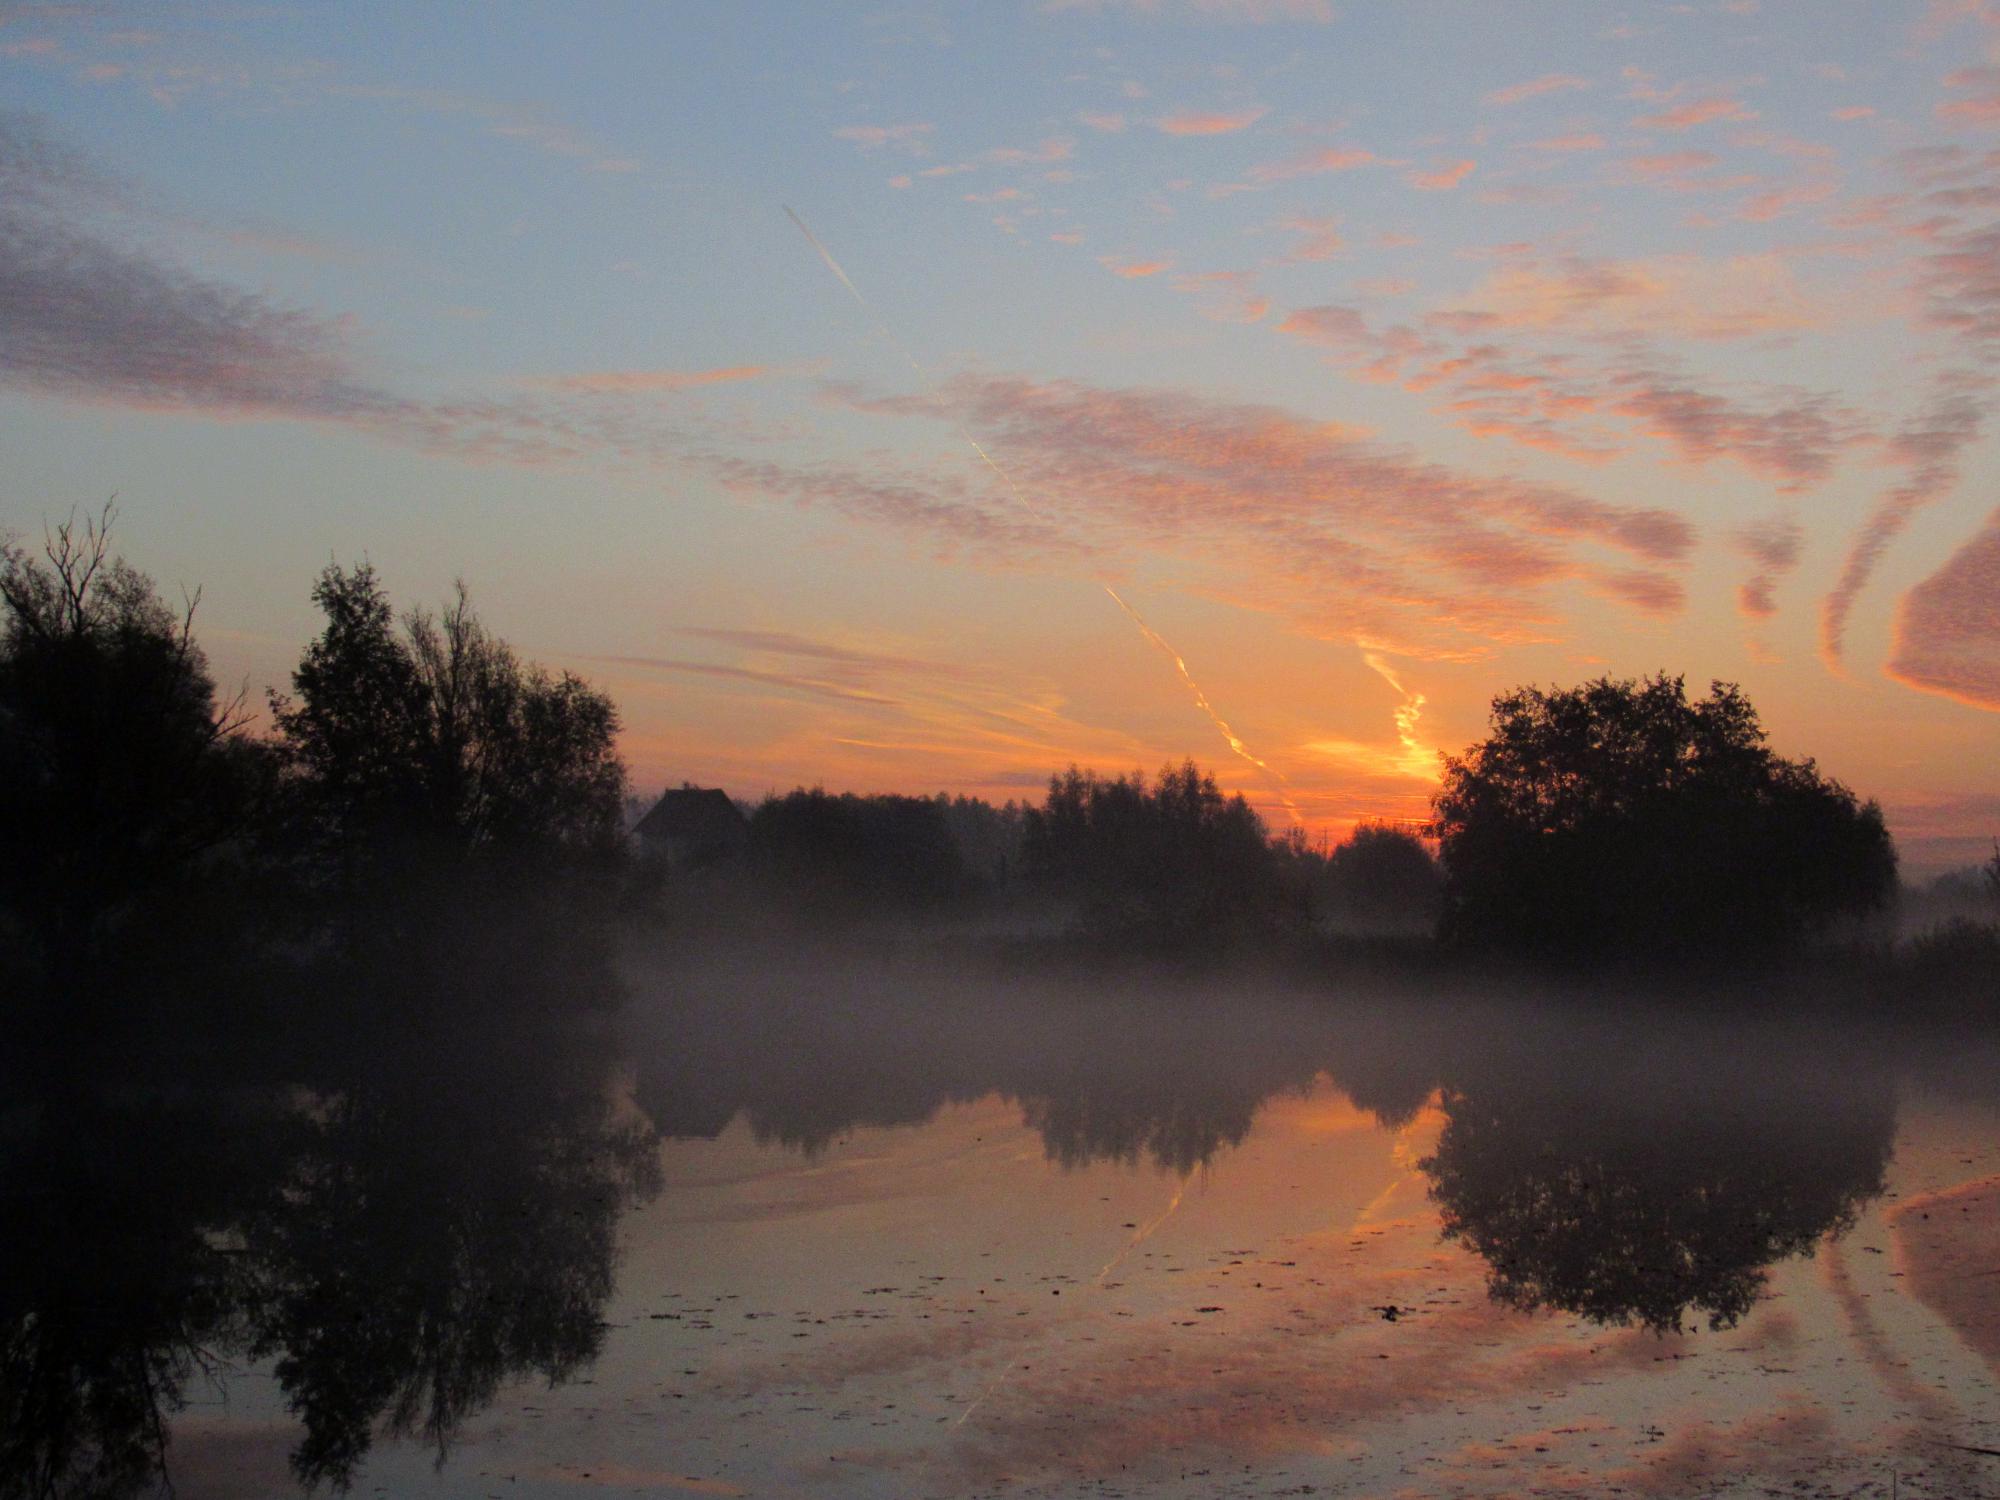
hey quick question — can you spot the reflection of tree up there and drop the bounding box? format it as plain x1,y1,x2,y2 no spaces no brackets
1420,1054,1894,1333
0,1092,271,1500
1020,1086,1260,1174
250,1035,657,1490
0,1001,654,1499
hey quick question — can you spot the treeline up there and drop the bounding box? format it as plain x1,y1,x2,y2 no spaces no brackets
669,766,1444,943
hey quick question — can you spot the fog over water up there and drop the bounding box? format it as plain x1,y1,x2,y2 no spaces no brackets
15,933,2000,1500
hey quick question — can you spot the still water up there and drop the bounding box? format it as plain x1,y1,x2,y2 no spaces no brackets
16,946,2000,1498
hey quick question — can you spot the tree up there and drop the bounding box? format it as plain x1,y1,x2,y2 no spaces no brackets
271,566,626,874
1430,674,1896,956
0,507,267,1017
1021,760,1287,945
1322,821,1441,928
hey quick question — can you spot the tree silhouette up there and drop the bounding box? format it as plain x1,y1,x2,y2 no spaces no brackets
0,507,269,1034
1022,761,1286,945
1431,674,1896,956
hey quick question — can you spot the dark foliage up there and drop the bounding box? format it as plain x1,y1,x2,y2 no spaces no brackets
745,788,972,917
271,566,625,879
1321,821,1442,927
1021,761,1289,946
0,508,273,1037
1431,674,1897,956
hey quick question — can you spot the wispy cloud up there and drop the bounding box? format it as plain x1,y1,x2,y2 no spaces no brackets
1484,73,1591,107
1408,158,1476,191
1245,143,1377,182
1633,94,1757,130
791,373,1695,657
1154,106,1267,136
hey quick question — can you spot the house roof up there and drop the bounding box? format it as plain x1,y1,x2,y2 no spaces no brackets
635,786,746,845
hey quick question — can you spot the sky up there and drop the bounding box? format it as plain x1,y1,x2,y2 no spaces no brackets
3,0,1999,872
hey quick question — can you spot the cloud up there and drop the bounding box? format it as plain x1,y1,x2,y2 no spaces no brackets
1245,144,1377,182
1888,508,2000,709
1633,95,1757,130
325,85,644,173
1169,268,1269,321
1041,0,1334,20
1940,65,2000,124
1408,158,1476,191
1434,253,1832,340
800,372,1693,657
0,113,695,468
1484,73,1591,107
534,365,780,393
1821,371,1989,663
1098,255,1172,277
1730,514,1804,619
1154,106,1267,136
1274,214,1343,261
1607,370,1866,490
1528,133,1607,152
834,122,935,148
1079,111,1127,132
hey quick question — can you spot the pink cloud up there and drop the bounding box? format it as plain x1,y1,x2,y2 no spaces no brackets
807,372,1693,656
1529,133,1607,152
1484,73,1592,107
1829,105,1877,121
1887,508,2000,709
1623,149,1720,177
1821,373,1990,664
1079,112,1127,132
1634,95,1757,130
1155,106,1268,136
1940,65,2000,124
1275,215,1343,261
1246,144,1378,182
534,365,780,393
1408,159,1476,191
1098,255,1172,277
1731,514,1805,619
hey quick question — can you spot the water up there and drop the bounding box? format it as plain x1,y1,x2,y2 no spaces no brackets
16,944,2000,1498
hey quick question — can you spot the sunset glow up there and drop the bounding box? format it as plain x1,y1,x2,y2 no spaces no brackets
5,2,2000,869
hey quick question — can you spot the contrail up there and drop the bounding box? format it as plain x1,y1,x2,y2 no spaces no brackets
1360,649,1434,781
1095,1170,1195,1285
783,204,1301,826
1106,586,1304,824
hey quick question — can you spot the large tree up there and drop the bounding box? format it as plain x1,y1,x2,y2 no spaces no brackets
0,508,266,1018
271,565,626,873
1430,674,1896,956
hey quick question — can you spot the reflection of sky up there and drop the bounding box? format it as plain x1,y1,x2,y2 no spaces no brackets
4,4,2000,867
169,1068,2000,1498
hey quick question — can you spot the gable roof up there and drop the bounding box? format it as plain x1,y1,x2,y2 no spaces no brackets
635,786,746,846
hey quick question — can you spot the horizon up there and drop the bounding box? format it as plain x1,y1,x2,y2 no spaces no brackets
5,1,2000,875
